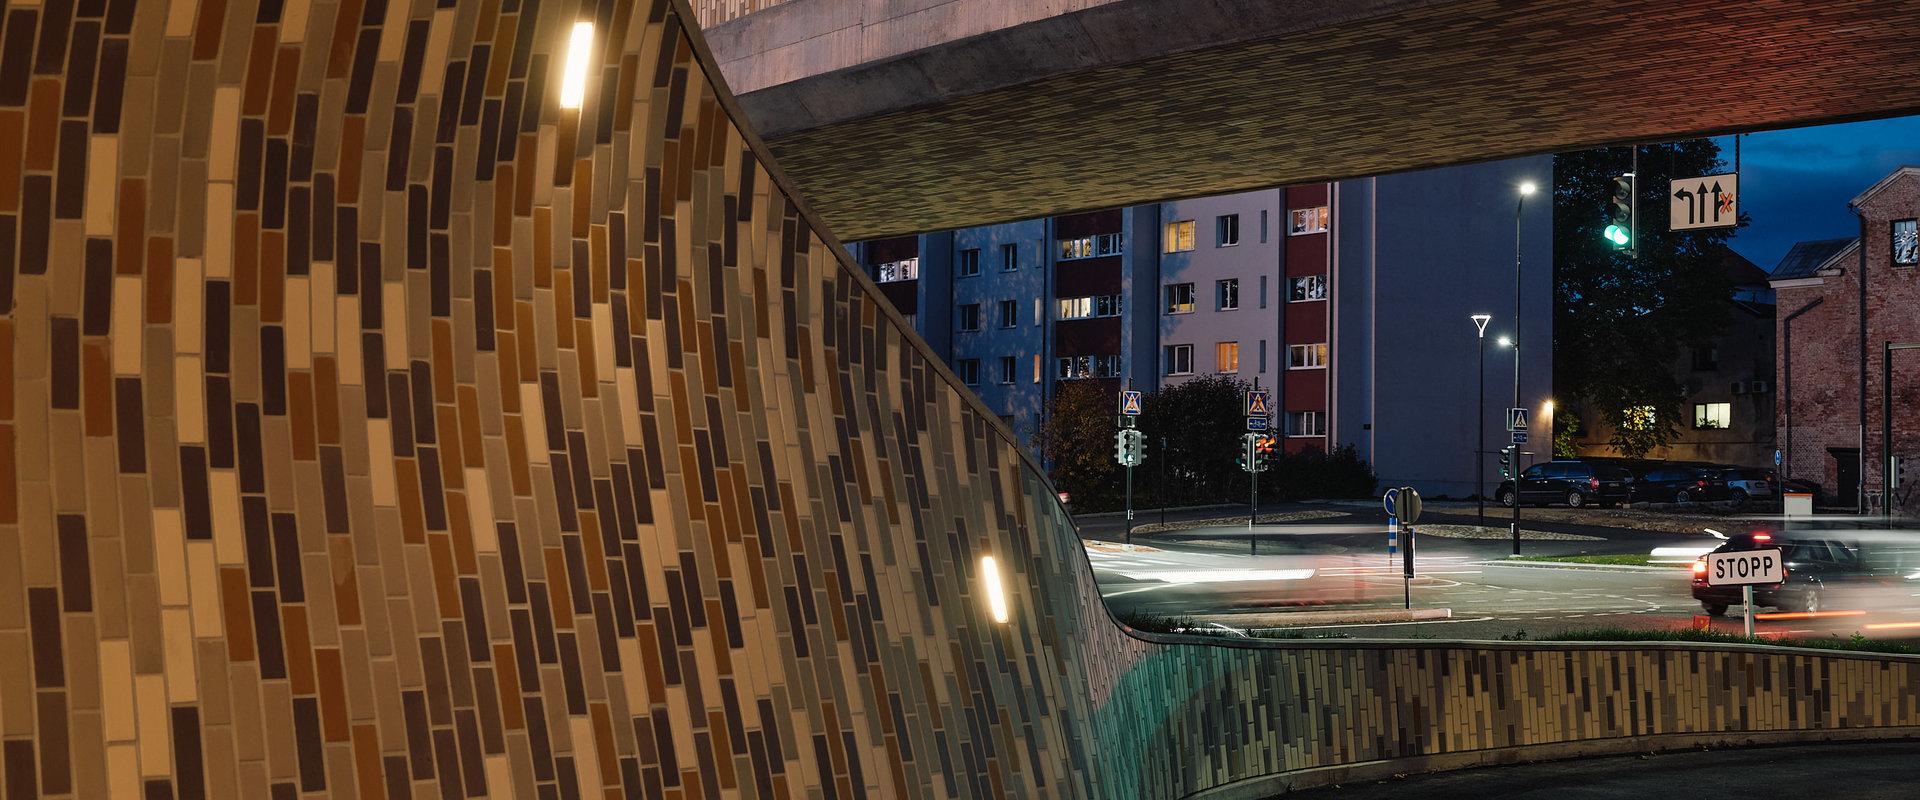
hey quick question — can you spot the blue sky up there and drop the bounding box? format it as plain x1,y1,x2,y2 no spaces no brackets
1716,115,1920,272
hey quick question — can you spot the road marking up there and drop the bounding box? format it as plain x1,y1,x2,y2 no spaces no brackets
1272,616,1498,630
1101,584,1184,598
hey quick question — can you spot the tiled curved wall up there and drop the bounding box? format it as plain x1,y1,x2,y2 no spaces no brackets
2,1,1918,798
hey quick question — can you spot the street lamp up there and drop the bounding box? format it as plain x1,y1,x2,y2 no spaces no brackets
1510,181,1535,555
1471,314,1492,529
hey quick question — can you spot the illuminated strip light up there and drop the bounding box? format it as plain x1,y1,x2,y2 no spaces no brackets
980,556,1010,624
1862,621,1920,630
1752,610,1867,620
559,22,594,109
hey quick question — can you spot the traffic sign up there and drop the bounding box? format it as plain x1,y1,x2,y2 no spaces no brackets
1382,487,1400,518
1118,390,1142,416
1246,389,1271,418
1507,407,1529,431
1705,548,1783,586
1774,449,1783,467
1511,430,1529,444
1393,486,1422,525
1247,416,1268,431
1670,173,1738,231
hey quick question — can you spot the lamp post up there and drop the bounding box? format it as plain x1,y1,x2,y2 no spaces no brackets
1511,181,1536,556
1471,314,1492,529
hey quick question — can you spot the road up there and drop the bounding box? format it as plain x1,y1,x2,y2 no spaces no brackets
1083,507,1920,640
1287,740,1920,799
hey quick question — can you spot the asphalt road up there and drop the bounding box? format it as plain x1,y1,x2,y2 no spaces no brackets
1085,509,1920,640
1287,740,1920,799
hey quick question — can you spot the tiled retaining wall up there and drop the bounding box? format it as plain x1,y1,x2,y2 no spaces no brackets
1,0,1917,797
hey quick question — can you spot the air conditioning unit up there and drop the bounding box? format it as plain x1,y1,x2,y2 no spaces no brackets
1750,380,1771,394
1730,381,1746,395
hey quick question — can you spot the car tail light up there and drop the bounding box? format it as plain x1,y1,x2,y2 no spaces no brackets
1691,559,1707,577
1753,532,1772,543
1696,479,1707,487
1589,477,1600,490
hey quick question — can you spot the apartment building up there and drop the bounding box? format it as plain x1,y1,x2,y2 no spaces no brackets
854,156,1553,496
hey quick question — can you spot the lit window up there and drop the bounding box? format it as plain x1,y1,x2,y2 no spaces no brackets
1164,283,1195,314
1055,354,1119,380
1164,344,1193,376
1216,214,1239,247
1217,342,1240,373
1058,233,1123,260
1216,279,1239,311
957,248,980,277
1287,343,1328,369
1285,411,1326,437
956,359,979,385
998,299,1018,328
1164,220,1195,253
957,303,980,332
1289,206,1329,235
1001,243,1019,271
876,257,919,283
1056,295,1121,321
1894,218,1918,266
1693,402,1730,429
1287,275,1326,302
999,356,1017,384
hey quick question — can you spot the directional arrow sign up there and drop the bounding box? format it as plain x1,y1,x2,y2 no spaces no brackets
1670,173,1738,230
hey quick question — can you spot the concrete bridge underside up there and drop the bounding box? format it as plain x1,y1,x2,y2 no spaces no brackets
705,0,1920,239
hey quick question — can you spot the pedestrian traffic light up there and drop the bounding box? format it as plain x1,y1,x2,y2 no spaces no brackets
1114,430,1129,465
1499,446,1513,480
1603,174,1632,247
1254,434,1275,472
1125,429,1145,465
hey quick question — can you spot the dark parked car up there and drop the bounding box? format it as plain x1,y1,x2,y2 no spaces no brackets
1691,533,1871,615
1632,465,1729,504
1495,460,1635,508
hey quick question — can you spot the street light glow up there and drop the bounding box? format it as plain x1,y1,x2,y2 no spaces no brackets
559,22,595,109
1541,399,1555,418
980,555,1010,623
1497,335,1513,348
1518,181,1538,196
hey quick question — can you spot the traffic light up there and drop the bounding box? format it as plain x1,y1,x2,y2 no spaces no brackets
1114,429,1146,467
1499,446,1513,480
1603,174,1632,248
1114,430,1129,465
1254,434,1275,472
1238,434,1257,473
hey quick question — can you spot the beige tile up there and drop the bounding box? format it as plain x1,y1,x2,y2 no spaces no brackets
85,136,120,236
112,276,144,375
208,471,243,565
173,355,205,443
204,184,233,278
186,541,221,638
134,673,171,776
161,608,197,703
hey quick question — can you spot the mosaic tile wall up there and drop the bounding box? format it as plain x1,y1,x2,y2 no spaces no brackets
2,0,1919,798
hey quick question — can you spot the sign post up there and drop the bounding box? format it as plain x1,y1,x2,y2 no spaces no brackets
1116,386,1144,545
1706,547,1784,637
1382,488,1400,564
1393,487,1423,609
1246,383,1271,550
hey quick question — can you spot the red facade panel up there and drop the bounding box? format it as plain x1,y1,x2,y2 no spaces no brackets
1054,318,1121,356
1054,257,1124,296
1054,209,1123,238
1284,300,1327,344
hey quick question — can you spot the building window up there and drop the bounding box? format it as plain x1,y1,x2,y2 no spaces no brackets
1057,295,1122,320
1288,343,1328,369
1164,283,1195,314
1215,278,1239,311
1057,355,1119,380
1164,220,1195,253
1260,210,1269,243
999,356,1017,384
1001,243,1019,271
1694,402,1731,429
998,299,1018,328
1894,218,1919,266
1058,232,1123,260
1288,275,1326,302
956,359,979,385
1691,346,1718,371
1259,275,1268,309
876,257,919,283
1216,214,1240,247
1164,344,1193,376
1258,340,1267,372
1032,354,1042,383
957,303,980,332
1285,411,1326,437
1217,342,1240,373
956,248,980,277
1289,206,1329,235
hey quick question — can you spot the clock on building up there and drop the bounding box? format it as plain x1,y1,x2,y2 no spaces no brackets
1896,218,1919,266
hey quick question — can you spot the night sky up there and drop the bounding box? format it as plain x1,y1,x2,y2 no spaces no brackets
1717,115,1920,272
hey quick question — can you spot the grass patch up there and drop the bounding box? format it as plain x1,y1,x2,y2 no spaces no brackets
1520,627,1920,655
1508,553,1677,567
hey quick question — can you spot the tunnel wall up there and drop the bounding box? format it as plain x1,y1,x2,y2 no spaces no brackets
2,0,1920,798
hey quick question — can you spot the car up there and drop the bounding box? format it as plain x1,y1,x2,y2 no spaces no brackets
1690,532,1869,615
1495,460,1635,508
1632,465,1729,504
1718,467,1777,505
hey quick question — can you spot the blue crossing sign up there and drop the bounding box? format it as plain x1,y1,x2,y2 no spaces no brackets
1246,389,1272,417
1118,389,1142,416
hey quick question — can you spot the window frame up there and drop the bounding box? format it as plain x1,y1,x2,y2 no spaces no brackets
875,257,920,283
1287,274,1327,302
957,303,981,332
997,299,1018,328
956,358,979,386
1164,283,1196,315
1216,214,1240,247
1285,410,1326,438
1216,278,1239,311
1693,402,1731,430
1217,341,1240,374
999,356,1017,385
1164,344,1194,376
1058,232,1124,261
1000,242,1020,272
956,248,980,278
1163,220,1196,253
1287,342,1328,370
1893,218,1919,266
1288,206,1329,236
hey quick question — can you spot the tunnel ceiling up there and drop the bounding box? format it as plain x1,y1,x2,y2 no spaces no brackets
726,0,1920,239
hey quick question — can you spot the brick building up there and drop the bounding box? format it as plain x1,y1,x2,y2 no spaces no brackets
1770,166,1920,510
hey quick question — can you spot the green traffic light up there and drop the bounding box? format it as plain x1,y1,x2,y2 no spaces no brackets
1603,224,1630,246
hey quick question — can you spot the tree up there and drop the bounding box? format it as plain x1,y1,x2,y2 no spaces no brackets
1036,379,1123,510
1137,376,1250,506
1553,141,1745,457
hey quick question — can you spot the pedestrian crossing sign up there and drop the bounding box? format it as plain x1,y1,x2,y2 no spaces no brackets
1119,390,1142,416
1246,389,1271,418
1507,407,1529,431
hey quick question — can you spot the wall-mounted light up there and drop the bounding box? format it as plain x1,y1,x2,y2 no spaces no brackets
559,22,594,109
979,555,1010,624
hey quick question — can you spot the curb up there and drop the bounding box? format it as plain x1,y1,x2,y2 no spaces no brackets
1480,560,1682,573
1193,608,1454,628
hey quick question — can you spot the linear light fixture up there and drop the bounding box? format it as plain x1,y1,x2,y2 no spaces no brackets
560,22,594,109
980,555,1010,624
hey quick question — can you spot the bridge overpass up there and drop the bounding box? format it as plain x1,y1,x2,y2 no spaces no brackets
700,0,1920,238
